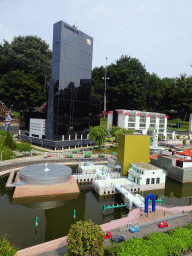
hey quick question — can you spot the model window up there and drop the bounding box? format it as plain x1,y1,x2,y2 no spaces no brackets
146,178,150,185
151,178,155,184
156,178,160,183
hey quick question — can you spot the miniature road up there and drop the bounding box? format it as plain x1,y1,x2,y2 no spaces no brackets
34,215,192,256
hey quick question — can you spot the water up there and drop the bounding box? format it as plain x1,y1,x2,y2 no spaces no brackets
1,165,192,251
0,165,129,251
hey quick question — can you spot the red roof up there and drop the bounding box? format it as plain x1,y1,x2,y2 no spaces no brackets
176,148,192,157
149,155,158,160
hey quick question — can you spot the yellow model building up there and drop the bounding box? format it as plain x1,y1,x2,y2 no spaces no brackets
117,134,150,176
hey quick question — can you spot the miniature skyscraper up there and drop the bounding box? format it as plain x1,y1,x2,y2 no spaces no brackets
46,21,100,141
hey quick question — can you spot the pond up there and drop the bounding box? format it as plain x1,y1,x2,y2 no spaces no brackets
0,165,129,250
0,165,192,251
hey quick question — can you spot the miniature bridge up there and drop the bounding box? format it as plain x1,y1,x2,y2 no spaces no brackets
115,185,145,208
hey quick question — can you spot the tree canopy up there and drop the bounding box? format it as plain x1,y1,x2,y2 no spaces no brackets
89,125,109,148
0,35,52,107
91,55,192,120
67,219,105,256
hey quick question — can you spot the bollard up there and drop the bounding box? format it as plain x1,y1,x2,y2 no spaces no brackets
164,211,165,216
35,217,38,227
73,209,76,219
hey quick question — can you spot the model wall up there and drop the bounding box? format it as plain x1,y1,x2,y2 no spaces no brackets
117,134,150,176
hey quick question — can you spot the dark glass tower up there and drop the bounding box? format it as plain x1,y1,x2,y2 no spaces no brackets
46,21,101,141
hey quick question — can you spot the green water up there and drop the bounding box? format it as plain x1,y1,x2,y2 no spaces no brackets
0,165,128,251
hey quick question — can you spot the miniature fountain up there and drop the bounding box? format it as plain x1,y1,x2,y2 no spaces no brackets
12,162,80,200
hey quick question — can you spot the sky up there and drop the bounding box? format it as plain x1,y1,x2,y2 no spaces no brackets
0,0,192,79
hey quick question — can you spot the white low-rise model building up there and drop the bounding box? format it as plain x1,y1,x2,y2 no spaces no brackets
107,109,168,137
128,162,166,190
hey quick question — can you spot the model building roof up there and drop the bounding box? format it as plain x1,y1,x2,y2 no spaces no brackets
132,162,161,170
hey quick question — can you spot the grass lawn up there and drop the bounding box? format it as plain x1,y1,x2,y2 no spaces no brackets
167,126,189,131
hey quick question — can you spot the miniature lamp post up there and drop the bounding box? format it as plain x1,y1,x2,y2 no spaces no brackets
1,151,4,164
102,57,109,124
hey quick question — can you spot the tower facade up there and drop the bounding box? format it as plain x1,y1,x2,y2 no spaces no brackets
52,21,93,90
46,21,101,141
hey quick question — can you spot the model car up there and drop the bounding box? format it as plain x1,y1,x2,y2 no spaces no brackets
99,154,105,157
129,226,140,233
111,235,125,243
84,154,91,158
158,221,168,228
103,231,112,239
65,155,73,158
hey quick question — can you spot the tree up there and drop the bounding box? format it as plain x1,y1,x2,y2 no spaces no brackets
110,127,133,146
0,235,17,256
144,72,163,111
67,219,105,256
3,133,17,150
0,35,52,106
89,125,109,148
0,35,52,85
91,55,148,111
0,70,43,107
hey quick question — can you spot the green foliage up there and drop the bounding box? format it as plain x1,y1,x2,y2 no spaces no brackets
3,133,17,150
106,137,115,142
190,140,192,144
162,135,165,140
11,110,20,119
176,135,180,139
158,136,161,141
16,141,33,152
0,235,17,256
109,127,133,146
104,226,192,256
0,129,7,138
89,126,109,148
1,35,51,84
92,55,148,111
167,119,182,124
0,35,51,106
67,219,105,256
0,70,43,107
170,137,173,139
169,227,192,250
183,139,186,145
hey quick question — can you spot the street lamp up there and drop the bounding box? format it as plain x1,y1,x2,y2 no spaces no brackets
1,151,4,164
102,57,109,123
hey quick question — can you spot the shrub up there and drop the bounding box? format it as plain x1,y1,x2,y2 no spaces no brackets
162,135,165,140
67,219,105,256
0,129,7,138
0,235,17,256
190,140,192,144
1,148,15,160
158,136,161,141
16,141,33,152
183,139,186,145
3,133,17,150
176,135,180,139
170,137,173,139
106,137,114,142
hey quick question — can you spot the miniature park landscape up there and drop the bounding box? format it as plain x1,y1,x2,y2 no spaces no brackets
2,116,192,255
